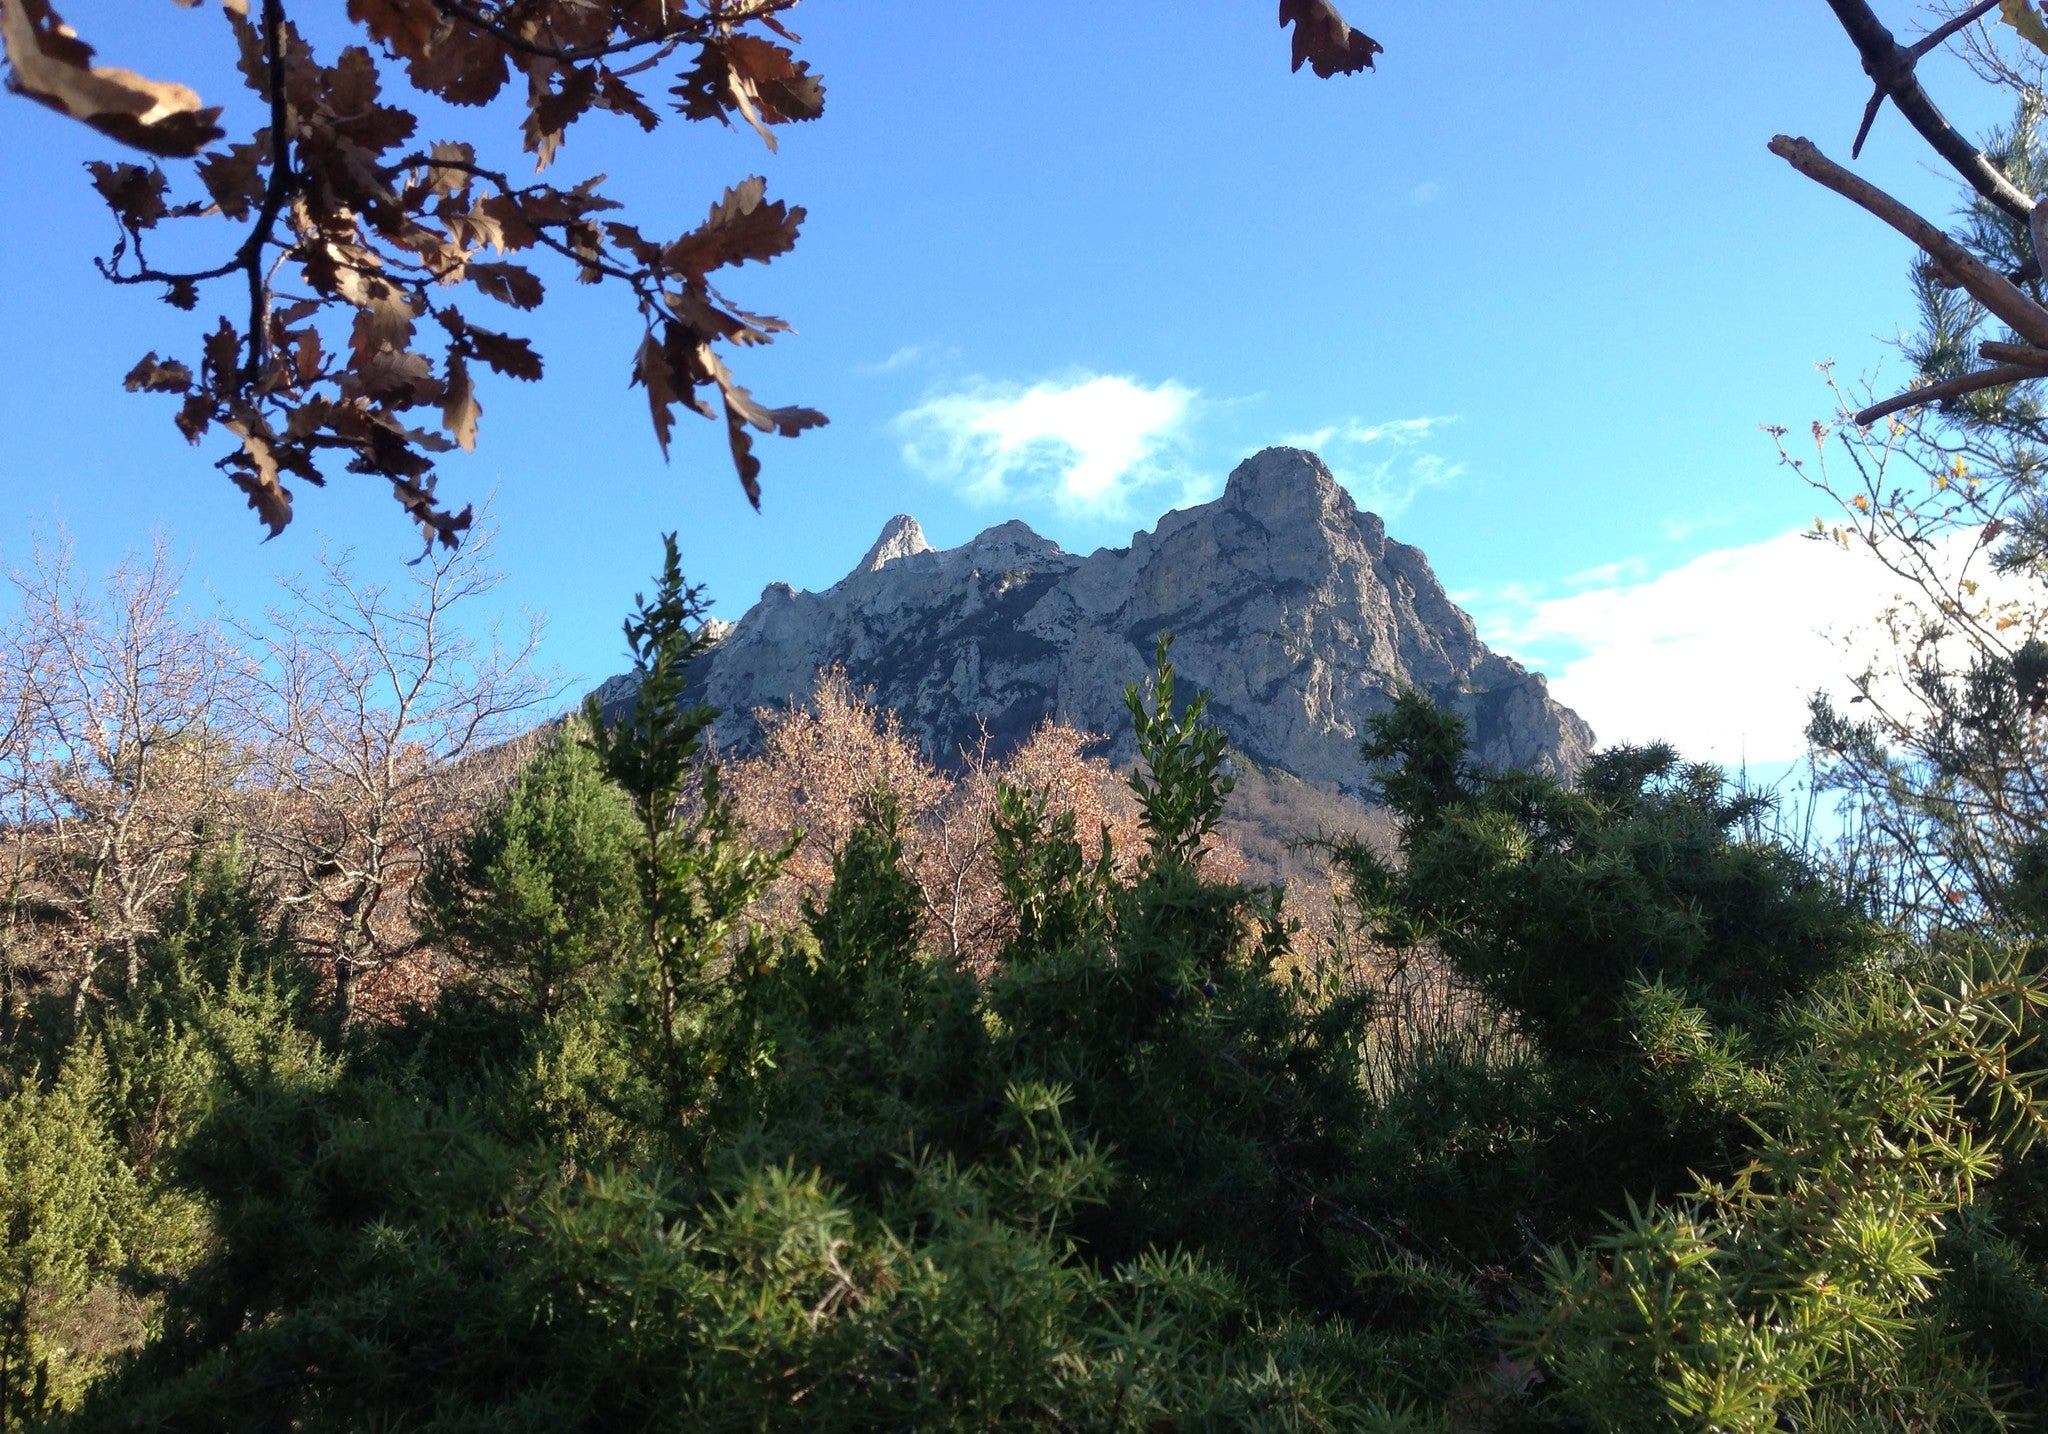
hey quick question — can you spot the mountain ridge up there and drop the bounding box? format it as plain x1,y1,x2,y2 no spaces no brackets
601,447,1594,800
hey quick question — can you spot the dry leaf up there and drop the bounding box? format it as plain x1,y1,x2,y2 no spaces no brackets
663,176,803,278
2004,0,2048,54
1277,0,1382,77
223,417,293,535
440,352,480,450
469,261,544,310
123,353,192,393
2,0,225,155
674,34,823,149
86,159,168,229
197,136,267,220
633,331,681,457
465,327,543,381
345,0,441,63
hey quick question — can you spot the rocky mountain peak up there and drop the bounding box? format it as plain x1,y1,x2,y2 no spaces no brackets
1218,446,1380,545
962,519,1063,566
858,514,933,573
624,448,1594,801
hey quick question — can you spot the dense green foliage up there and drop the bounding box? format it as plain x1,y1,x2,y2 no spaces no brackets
419,733,644,1018
4,547,2048,1429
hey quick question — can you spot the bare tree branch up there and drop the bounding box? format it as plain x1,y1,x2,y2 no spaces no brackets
1909,0,2002,60
1977,339,2048,366
1770,134,2048,347
1854,363,2044,424
238,521,556,1019
1824,0,2033,218
0,537,252,1011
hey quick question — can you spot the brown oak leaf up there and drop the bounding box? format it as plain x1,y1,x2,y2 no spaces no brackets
421,139,474,200
440,351,480,450
174,392,211,443
197,136,266,220
674,34,823,150
596,66,659,132
1278,0,1382,77
403,17,509,107
223,418,293,536
663,176,803,279
465,327,543,381
123,353,192,393
348,347,442,406
469,261,544,310
2,0,224,155
345,0,441,65
86,160,168,230
632,331,681,458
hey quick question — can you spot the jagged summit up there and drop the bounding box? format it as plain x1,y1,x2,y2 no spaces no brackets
857,514,934,573
620,446,1594,798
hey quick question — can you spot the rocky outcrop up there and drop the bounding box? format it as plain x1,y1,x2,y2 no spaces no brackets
858,515,934,572
623,447,1594,797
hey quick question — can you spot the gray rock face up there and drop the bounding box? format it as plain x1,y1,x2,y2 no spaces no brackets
859,515,934,572
637,448,1594,796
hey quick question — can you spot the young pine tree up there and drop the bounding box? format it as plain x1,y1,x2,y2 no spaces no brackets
583,535,786,1135
418,726,642,1018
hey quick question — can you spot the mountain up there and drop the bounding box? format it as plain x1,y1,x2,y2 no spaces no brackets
600,447,1593,805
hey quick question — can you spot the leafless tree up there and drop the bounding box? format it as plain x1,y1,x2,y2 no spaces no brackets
238,525,555,1020
0,535,252,1017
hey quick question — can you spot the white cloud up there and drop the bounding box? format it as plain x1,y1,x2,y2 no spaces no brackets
1407,179,1443,208
1284,415,1463,515
1463,530,1975,765
1658,513,1735,543
859,343,955,376
896,373,1198,514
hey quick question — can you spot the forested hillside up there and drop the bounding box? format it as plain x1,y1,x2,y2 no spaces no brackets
10,1,2048,1429
2,536,2046,1429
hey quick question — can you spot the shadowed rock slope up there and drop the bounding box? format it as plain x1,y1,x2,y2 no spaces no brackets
602,447,1594,800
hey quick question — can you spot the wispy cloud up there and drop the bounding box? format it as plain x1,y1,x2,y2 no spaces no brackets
1460,531,1952,765
895,373,1198,515
1284,415,1462,515
1407,179,1443,208
859,342,956,377
1658,513,1736,544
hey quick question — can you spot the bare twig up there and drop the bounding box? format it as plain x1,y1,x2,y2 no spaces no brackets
1770,134,2048,348
242,0,294,385
1824,0,2033,219
1854,364,2042,424
1908,0,2002,60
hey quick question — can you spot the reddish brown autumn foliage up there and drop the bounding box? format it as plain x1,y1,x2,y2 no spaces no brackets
725,666,1247,967
1,1,1379,546
723,668,950,917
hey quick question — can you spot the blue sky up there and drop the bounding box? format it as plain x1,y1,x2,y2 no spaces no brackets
0,2,2019,769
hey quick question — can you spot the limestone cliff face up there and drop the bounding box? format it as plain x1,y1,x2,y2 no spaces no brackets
624,447,1594,796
